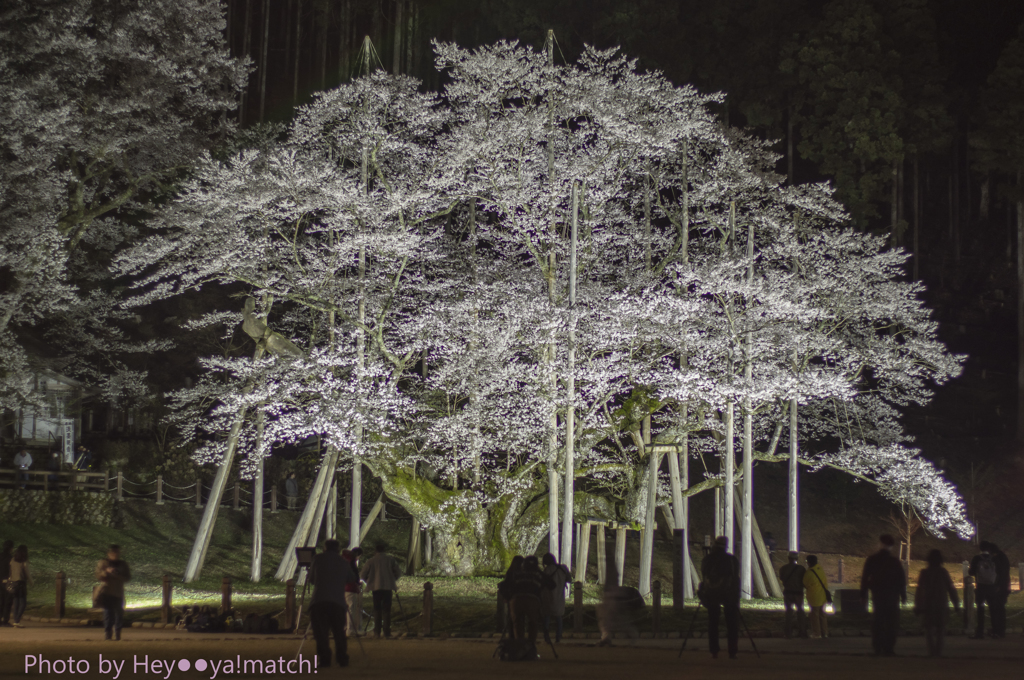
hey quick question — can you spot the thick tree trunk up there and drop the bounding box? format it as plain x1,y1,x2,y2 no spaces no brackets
789,396,799,551
740,219,754,600
259,0,269,122
380,469,551,575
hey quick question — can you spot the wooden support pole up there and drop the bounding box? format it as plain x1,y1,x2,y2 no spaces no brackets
55,571,66,618
161,575,172,624
573,581,583,633
271,484,278,513
406,518,421,575
596,525,607,584
575,522,591,583
652,580,661,635
422,582,433,636
285,579,296,631
221,576,232,614
156,475,164,505
117,471,123,501
358,492,385,545
615,527,626,586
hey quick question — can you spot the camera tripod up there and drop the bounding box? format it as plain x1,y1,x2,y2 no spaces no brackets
677,600,760,659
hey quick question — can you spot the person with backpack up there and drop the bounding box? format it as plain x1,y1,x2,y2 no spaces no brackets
859,534,906,656
802,555,831,639
700,535,740,659
914,549,959,657
540,553,570,643
968,541,1003,639
778,551,807,638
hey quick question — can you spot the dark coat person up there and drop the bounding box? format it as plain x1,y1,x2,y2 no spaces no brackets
778,551,807,638
914,550,959,657
859,534,907,656
309,540,359,669
95,545,131,640
969,541,1009,638
700,535,741,659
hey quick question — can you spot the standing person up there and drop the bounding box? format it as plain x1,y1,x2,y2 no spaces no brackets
95,545,131,640
13,450,32,489
0,541,13,626
700,535,741,659
359,543,402,639
988,542,1011,639
968,541,1005,638
914,549,959,657
46,452,60,484
285,473,299,511
342,547,364,637
540,552,570,643
859,534,906,656
802,555,831,639
498,556,524,638
309,539,359,669
510,555,551,651
8,545,31,627
778,551,807,638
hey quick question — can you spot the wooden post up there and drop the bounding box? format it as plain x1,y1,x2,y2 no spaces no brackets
962,562,975,631
44,473,49,493
837,556,844,585
344,491,351,519
196,481,202,508
156,475,164,505
161,575,172,623
55,571,66,618
285,579,296,631
573,581,583,633
221,576,232,614
652,580,661,635
614,527,626,586
496,589,506,633
1018,563,1023,592
117,471,123,501
596,525,607,585
422,582,433,636
233,482,240,510
104,472,110,493
271,484,278,513
575,522,591,583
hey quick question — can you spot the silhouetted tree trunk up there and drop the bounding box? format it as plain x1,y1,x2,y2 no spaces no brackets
241,0,252,124
1017,170,1024,442
913,155,920,280
293,0,302,105
259,0,269,122
393,0,403,74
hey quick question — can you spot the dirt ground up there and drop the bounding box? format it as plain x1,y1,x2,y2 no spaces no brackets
1,623,1022,680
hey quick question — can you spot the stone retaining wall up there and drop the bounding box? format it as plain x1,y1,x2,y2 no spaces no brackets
0,489,115,526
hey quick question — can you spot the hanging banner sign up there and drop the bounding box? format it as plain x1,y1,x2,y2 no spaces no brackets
63,418,75,464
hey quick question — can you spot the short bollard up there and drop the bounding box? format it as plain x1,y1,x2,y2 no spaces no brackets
496,590,506,633
233,482,240,510
1018,563,1023,592
422,582,434,636
221,576,232,614
285,579,296,631
117,472,124,501
156,475,164,505
573,581,583,634
271,485,278,513
196,482,202,508
55,572,66,619
161,575,173,623
652,580,662,636
837,556,844,585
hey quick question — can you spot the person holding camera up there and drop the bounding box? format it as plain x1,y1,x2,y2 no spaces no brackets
700,535,740,659
309,540,359,668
